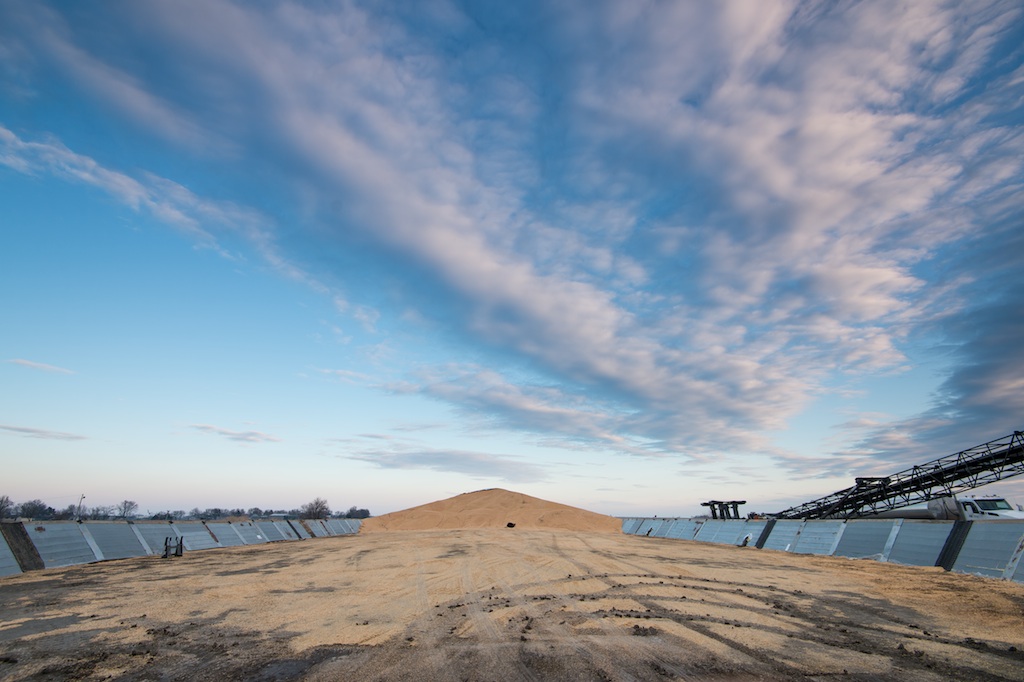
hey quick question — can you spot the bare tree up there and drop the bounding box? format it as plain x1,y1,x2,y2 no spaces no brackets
300,497,331,519
116,500,139,519
18,499,50,519
54,504,78,520
0,495,11,518
345,506,371,519
89,505,114,520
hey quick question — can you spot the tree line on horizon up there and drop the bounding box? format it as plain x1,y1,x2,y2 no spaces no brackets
0,495,369,522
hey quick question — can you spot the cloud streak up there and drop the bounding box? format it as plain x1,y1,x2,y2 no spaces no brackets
2,0,1022,484
212,2,1019,463
7,358,75,374
0,424,86,441
0,124,242,253
191,424,280,444
345,442,547,484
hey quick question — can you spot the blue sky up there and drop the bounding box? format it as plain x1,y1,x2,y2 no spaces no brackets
1,0,1023,517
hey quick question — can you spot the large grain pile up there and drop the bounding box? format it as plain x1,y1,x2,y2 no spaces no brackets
359,488,622,533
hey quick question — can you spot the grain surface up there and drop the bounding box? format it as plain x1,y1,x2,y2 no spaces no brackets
1,491,1023,680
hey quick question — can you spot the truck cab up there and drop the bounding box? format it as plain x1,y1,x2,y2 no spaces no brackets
928,495,1024,520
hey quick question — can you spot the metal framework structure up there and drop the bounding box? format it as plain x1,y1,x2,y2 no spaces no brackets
774,430,1024,520
700,500,746,520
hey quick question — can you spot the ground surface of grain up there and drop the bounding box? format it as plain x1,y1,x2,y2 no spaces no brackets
2,528,1023,681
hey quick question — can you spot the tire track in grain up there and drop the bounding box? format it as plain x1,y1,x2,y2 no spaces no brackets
458,541,542,682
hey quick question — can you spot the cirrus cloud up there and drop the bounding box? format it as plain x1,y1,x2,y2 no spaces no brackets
1,0,1021,488
191,424,280,444
7,358,75,374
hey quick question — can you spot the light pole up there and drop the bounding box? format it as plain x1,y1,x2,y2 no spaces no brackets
77,494,85,522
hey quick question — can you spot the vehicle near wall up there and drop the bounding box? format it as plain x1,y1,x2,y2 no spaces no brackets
927,495,1024,520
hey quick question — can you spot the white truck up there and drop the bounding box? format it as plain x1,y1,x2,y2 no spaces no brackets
925,495,1024,520
863,495,1024,520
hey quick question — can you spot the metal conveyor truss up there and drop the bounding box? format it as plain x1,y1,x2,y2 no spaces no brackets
774,430,1024,520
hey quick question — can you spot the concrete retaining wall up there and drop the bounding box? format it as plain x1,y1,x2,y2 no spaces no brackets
25,522,98,568
951,521,1024,580
326,519,362,535
231,521,269,544
0,516,363,576
172,523,221,551
304,519,331,538
695,519,765,546
887,521,953,567
206,523,245,547
80,523,148,560
289,520,312,539
0,529,21,577
133,522,180,554
791,520,845,555
621,518,644,535
256,521,285,541
623,515,1024,582
665,519,702,540
833,520,898,560
761,520,804,552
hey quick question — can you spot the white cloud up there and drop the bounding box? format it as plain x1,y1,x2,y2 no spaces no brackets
2,1,215,149
352,306,380,333
158,2,1014,445
191,424,280,444
343,440,548,484
0,123,356,304
0,424,86,440
7,358,75,374
316,368,373,384
0,124,221,249
3,0,1021,478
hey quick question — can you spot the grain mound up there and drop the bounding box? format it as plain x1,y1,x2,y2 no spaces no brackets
359,488,621,533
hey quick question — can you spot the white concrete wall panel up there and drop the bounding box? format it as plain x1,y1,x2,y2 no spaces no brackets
272,521,299,541
288,521,312,539
834,520,898,559
81,523,148,560
664,519,703,540
205,523,245,547
951,521,1024,579
25,523,98,568
761,521,804,552
304,520,331,538
791,521,846,556
695,520,760,545
621,518,644,535
0,530,21,576
256,521,285,541
886,521,954,567
232,522,269,544
132,522,181,555
171,523,220,551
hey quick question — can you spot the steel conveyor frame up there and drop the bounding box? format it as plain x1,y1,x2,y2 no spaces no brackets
774,430,1024,520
